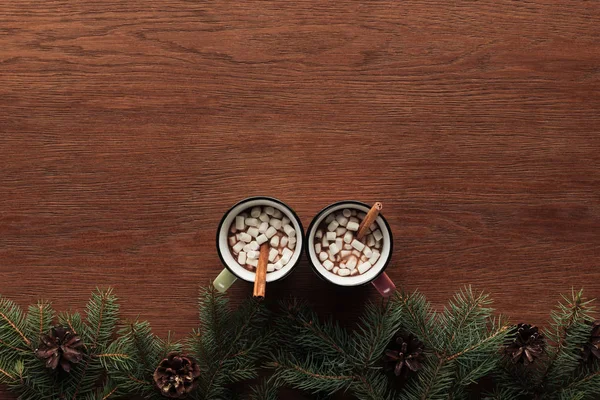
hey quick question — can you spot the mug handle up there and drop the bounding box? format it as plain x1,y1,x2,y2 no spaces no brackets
371,272,396,297
213,269,238,293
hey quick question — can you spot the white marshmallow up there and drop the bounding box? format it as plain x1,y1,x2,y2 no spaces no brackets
366,234,376,247
336,227,347,236
282,247,294,260
329,243,340,256
368,251,380,264
333,266,339,274
344,243,353,250
235,216,245,230
374,241,381,249
247,227,259,238
338,268,350,276
340,263,346,269
319,252,328,261
340,250,352,258
281,236,289,247
329,252,336,261
237,252,247,265
322,236,329,248
282,217,290,225
360,255,368,262
273,260,283,270
363,246,373,258
239,233,252,243
351,239,365,251
327,220,339,232
288,239,296,250
230,225,237,234
323,260,334,270
245,218,259,227
228,236,237,246
370,223,378,231
349,217,359,223
346,221,359,231
256,234,268,245
267,264,275,272
269,248,279,262
270,235,280,247
315,243,322,253
243,244,252,253
247,258,258,267
265,226,278,238
258,222,269,233
346,257,358,270
343,232,354,244
259,213,270,223
358,261,372,274
373,229,383,241
248,241,260,251
250,207,261,218
247,250,259,259
265,206,275,216
326,232,336,241
315,230,323,239
351,269,358,275
270,218,282,230
342,209,352,218
352,250,361,257
283,224,296,237
272,209,283,219
335,238,343,251
336,215,348,227
325,214,335,224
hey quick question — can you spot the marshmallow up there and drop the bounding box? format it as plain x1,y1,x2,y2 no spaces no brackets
349,217,359,223
370,223,378,231
270,235,280,247
265,226,278,238
366,234,375,247
282,247,294,260
283,224,296,237
351,239,365,251
338,268,350,276
247,259,258,267
319,252,328,261
247,227,259,238
315,230,323,239
288,239,296,250
272,209,283,219
315,243,322,253
273,260,283,270
322,236,329,248
248,241,260,251
265,206,275,216
327,220,339,232
228,236,237,246
351,210,357,216
237,252,247,265
269,248,279,262
335,238,343,251
270,218,282,230
363,246,373,258
358,261,372,274
230,225,237,234
340,263,346,269
250,207,261,218
326,232,336,241
357,212,366,219
239,233,252,243
247,250,259,259
235,216,245,230
323,260,334,270
344,243,353,250
340,250,352,258
336,215,348,227
245,218,260,227
374,241,381,249
346,256,358,270
352,250,361,257
342,209,352,218
368,251,380,264
329,243,340,256
373,229,383,241
258,222,269,233
256,234,268,245
360,255,368,262
343,232,354,244
333,266,339,274
329,252,336,261
346,221,359,231
282,217,290,226
325,214,335,224
259,213,270,223
336,227,347,236
243,244,252,253
281,236,289,247
267,264,275,272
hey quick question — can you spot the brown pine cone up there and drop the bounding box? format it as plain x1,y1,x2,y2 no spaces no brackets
153,353,201,398
35,326,84,373
581,320,600,363
382,332,425,378
505,323,545,365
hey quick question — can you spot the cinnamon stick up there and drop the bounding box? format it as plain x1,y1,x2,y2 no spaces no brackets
356,202,383,240
253,243,269,298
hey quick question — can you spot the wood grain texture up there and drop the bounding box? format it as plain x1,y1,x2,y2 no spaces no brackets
1,1,600,396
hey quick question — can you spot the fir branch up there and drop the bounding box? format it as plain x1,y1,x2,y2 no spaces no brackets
0,297,31,347
25,301,54,345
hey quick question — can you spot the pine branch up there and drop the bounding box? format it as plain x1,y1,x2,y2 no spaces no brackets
24,301,54,345
0,297,31,348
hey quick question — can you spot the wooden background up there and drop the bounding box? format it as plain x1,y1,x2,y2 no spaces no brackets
1,1,600,397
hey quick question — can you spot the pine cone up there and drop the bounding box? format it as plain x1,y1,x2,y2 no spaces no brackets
153,353,201,398
581,320,600,363
505,323,545,365
382,332,425,378
35,326,84,373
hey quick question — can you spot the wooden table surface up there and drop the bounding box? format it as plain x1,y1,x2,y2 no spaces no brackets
1,0,600,383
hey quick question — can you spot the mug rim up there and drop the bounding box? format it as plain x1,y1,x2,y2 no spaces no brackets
304,200,394,286
215,196,305,283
